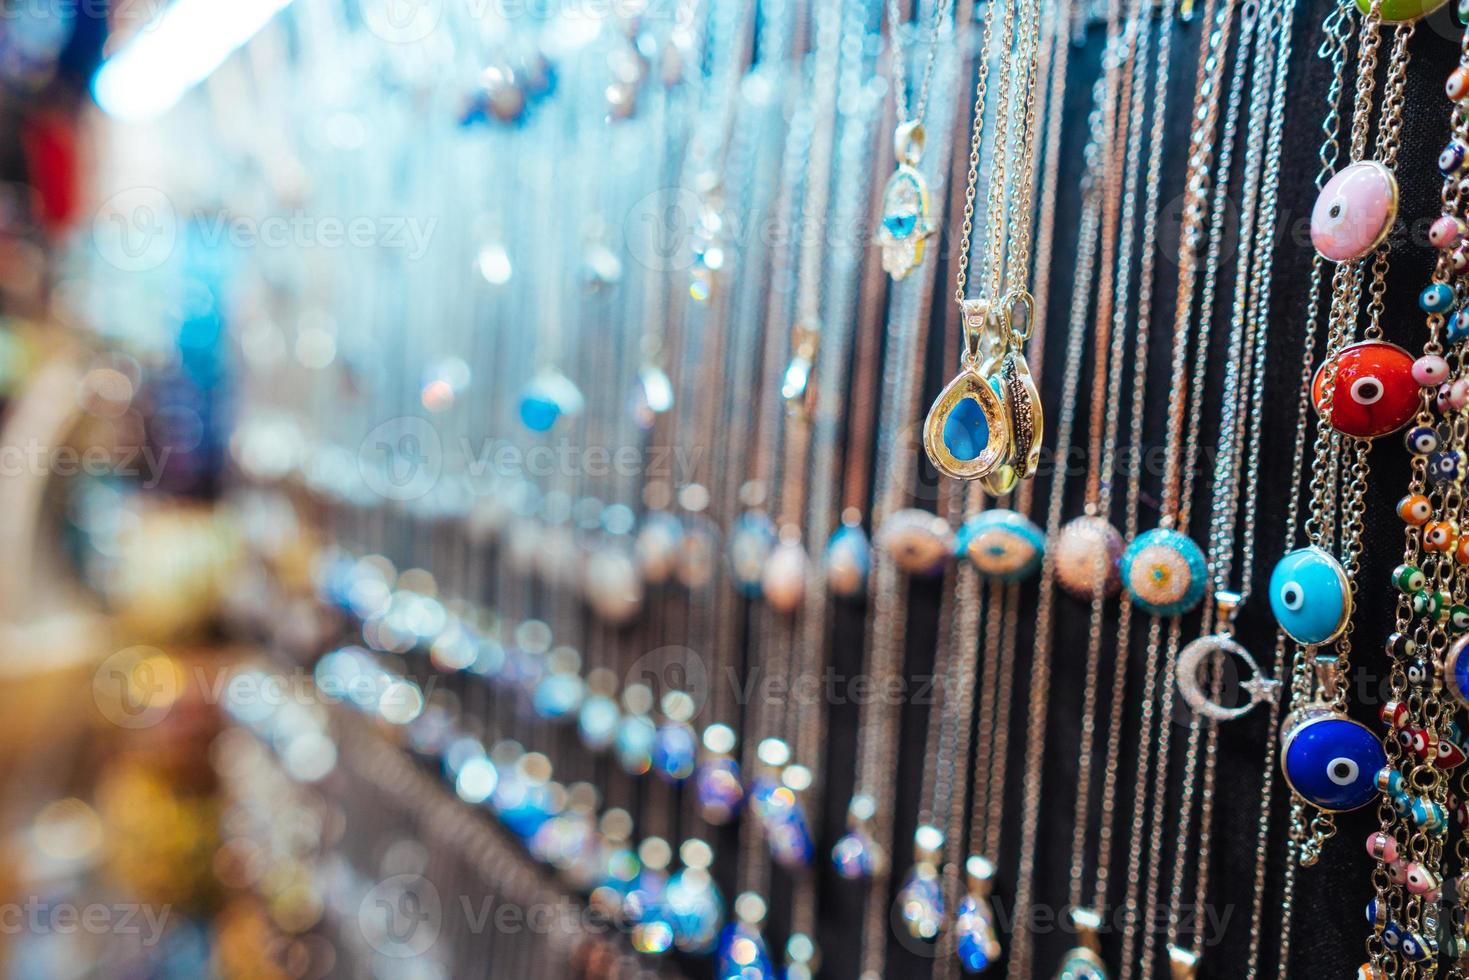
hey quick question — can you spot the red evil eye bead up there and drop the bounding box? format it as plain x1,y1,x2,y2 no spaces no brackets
1398,493,1433,524
1366,830,1399,862
1431,216,1467,250
1423,520,1458,552
1449,66,1469,102
1312,341,1419,438
1438,739,1468,769
1380,699,1410,728
1413,355,1451,386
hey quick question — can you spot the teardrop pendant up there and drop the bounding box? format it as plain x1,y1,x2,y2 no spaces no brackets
878,122,936,280
924,365,1011,480
955,856,1003,974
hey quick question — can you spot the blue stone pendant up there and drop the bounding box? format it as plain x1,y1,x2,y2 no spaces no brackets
716,895,775,980
1279,704,1387,812
825,521,872,598
1120,528,1207,616
749,744,814,870
1268,546,1352,646
896,825,946,941
955,856,1002,973
956,509,1045,581
695,724,744,825
730,511,777,597
830,794,884,879
924,366,1011,480
877,122,936,280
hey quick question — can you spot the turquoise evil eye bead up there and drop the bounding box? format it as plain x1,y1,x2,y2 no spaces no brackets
1269,546,1352,646
954,509,1045,582
1393,564,1427,594
1279,707,1388,812
1421,282,1456,314
1447,636,1469,709
1449,310,1469,344
1119,528,1207,616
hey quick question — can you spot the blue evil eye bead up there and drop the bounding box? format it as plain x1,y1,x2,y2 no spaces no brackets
1405,425,1440,455
1446,636,1469,709
1398,927,1438,963
877,508,954,577
1120,528,1207,616
1280,707,1388,811
729,511,777,597
825,522,871,598
955,509,1045,581
1393,563,1427,594
1422,282,1456,314
1442,139,1469,176
1430,449,1465,485
1269,546,1352,645
1406,657,1432,686
1450,310,1469,344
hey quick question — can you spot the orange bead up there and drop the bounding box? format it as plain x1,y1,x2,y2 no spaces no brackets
1456,536,1469,564
1399,493,1433,525
1450,66,1469,102
1425,520,1459,552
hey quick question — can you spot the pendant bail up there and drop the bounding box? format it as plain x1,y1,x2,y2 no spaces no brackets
960,298,991,368
1069,907,1103,954
895,120,926,166
1166,944,1200,979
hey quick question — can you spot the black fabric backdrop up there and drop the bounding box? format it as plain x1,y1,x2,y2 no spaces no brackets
805,6,1466,978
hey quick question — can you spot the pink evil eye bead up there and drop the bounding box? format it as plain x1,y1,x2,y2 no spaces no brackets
1415,355,1452,386
1453,378,1469,410
1455,245,1469,275
1311,162,1399,262
1432,216,1468,250
1440,383,1457,413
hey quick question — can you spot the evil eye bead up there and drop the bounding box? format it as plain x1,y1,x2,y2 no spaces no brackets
1451,65,1469,101
1366,830,1399,863
1280,708,1388,811
1393,564,1427,594
1406,862,1442,897
1311,161,1398,262
1452,604,1469,632
1459,0,1469,24
1397,493,1433,524
1380,699,1409,728
1424,520,1458,552
1405,426,1440,455
1454,248,1469,277
955,509,1045,582
1438,382,1455,413
1441,139,1469,176
1413,355,1451,387
1312,341,1419,438
1458,536,1469,564
1437,737,1467,769
1377,765,1406,800
1269,546,1352,645
1411,590,1446,621
1054,516,1125,598
1387,631,1417,659
1430,216,1467,251
877,509,953,578
1453,378,1469,409
1430,449,1465,486
1445,635,1469,709
1120,528,1207,616
1398,926,1438,962
1421,282,1456,313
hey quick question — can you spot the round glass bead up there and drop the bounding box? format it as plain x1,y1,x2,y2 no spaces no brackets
955,509,1045,581
1449,310,1469,344
1280,709,1387,812
1431,216,1467,251
1441,139,1469,176
1354,0,1449,18
1451,65,1469,101
1424,520,1458,553
1054,516,1124,598
1398,493,1433,524
1422,283,1455,313
1269,546,1352,646
1313,341,1419,438
1414,355,1451,386
1311,161,1398,262
1394,564,1427,593
1406,425,1440,455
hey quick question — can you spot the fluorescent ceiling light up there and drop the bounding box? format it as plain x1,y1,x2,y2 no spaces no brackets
93,0,297,121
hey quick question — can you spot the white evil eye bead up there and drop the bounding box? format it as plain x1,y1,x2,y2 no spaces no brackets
1430,216,1467,251
1393,564,1427,594
1413,355,1451,386
1280,711,1387,812
1269,547,1352,645
1422,283,1456,313
1441,140,1469,175
877,508,953,578
1405,425,1440,454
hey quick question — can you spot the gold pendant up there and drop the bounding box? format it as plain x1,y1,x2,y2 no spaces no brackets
924,299,1011,481
877,121,936,280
